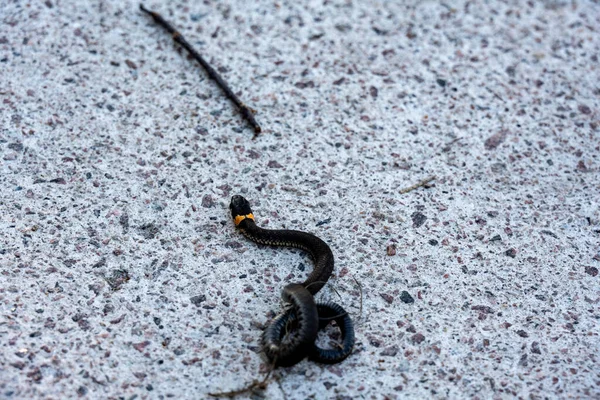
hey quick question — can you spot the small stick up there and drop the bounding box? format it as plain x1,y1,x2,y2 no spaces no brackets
208,360,276,398
442,137,462,152
208,379,267,398
140,4,262,137
399,176,436,194
351,274,363,323
304,280,356,322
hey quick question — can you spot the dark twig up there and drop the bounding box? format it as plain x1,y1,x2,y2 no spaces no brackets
442,137,463,152
140,4,262,137
351,274,363,323
304,279,357,323
399,175,436,194
208,379,267,398
208,360,276,398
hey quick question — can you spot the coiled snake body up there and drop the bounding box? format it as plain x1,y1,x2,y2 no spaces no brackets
229,195,354,366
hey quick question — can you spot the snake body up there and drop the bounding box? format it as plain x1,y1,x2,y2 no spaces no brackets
230,197,333,296
229,195,354,366
264,302,355,364
262,283,319,367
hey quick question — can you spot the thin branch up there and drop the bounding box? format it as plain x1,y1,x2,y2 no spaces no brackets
351,274,363,323
399,176,436,194
208,379,267,398
140,4,262,137
305,280,336,296
442,137,463,152
208,360,276,398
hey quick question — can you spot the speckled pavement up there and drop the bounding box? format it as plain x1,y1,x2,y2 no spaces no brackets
1,1,599,399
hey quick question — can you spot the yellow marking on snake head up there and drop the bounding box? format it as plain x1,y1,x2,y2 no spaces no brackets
234,213,254,226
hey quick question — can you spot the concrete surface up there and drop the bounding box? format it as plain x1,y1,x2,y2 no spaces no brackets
1,0,599,398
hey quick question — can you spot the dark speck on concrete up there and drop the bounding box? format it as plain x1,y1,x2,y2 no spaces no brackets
400,291,414,304
138,223,159,239
471,305,494,314
247,149,261,159
225,240,243,248
369,337,383,347
295,81,315,89
106,269,130,290
411,333,425,344
8,142,23,151
316,217,331,226
201,195,215,208
63,259,77,267
578,104,592,115
540,230,558,239
119,213,129,232
267,160,283,168
386,244,397,255
380,293,394,304
190,295,206,306
505,248,517,258
173,347,185,356
380,345,399,356
519,353,528,367
411,212,427,228
484,130,508,150
369,86,378,98
103,304,114,315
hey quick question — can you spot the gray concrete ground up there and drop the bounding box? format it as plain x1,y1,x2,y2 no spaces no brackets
1,0,599,399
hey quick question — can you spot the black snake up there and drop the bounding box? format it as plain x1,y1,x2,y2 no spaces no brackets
229,195,354,366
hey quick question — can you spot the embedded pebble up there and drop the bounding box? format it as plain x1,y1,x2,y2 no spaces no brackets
505,248,517,258
380,293,394,304
410,333,425,344
399,291,414,304
411,212,427,228
386,244,396,256
190,295,206,306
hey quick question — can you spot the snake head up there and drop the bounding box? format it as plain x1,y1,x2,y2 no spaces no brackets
230,195,254,225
